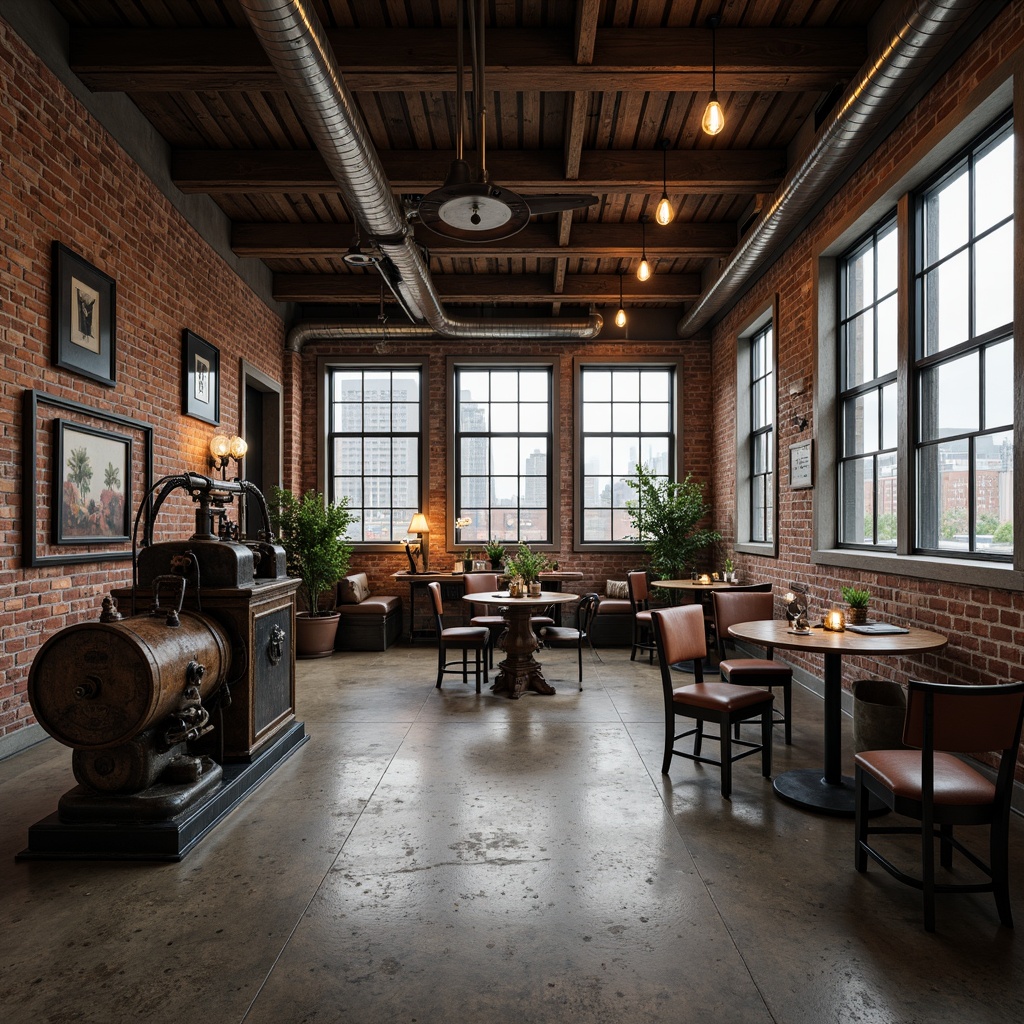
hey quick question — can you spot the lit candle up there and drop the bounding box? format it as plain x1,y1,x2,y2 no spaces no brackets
824,608,846,632
698,573,712,585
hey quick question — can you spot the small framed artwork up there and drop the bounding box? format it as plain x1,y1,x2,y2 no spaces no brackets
790,439,814,489
182,329,220,425
23,390,153,567
52,242,116,386
55,419,132,544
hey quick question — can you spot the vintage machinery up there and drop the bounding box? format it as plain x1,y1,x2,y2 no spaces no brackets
20,474,305,860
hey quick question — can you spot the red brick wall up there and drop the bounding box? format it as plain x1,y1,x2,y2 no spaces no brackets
0,19,286,743
708,6,1024,715
299,336,713,610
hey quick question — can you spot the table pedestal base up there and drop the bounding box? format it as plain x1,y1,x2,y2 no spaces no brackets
490,608,556,700
773,768,887,817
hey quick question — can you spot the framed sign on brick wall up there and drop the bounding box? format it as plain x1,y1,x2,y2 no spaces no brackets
22,390,152,567
52,242,116,386
789,439,814,489
182,329,220,425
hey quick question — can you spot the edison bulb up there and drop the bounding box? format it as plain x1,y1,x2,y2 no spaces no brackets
209,433,231,459
636,257,651,282
228,435,248,459
702,95,725,136
615,306,627,328
655,195,673,226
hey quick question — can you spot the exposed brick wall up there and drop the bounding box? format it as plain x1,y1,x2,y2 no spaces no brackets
0,18,286,743
708,5,1024,733
299,336,714,619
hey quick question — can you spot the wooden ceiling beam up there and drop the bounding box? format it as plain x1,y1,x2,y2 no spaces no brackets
271,272,701,304
70,27,865,93
232,221,736,259
174,148,785,194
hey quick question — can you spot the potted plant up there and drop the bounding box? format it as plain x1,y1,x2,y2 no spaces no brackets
723,556,736,583
841,585,871,625
624,464,721,581
504,542,551,595
270,485,356,658
484,538,506,570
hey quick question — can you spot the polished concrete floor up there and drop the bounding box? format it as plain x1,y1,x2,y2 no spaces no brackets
2,643,1023,1024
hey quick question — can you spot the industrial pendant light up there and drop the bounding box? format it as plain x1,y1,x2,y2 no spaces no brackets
615,272,627,328
636,214,651,282
655,138,673,226
701,15,725,137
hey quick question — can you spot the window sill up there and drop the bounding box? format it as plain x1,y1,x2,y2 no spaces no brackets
813,548,1023,591
735,541,777,558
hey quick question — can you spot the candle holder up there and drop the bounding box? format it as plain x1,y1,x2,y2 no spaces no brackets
823,608,846,632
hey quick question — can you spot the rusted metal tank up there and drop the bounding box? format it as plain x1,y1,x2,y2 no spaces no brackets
28,611,229,751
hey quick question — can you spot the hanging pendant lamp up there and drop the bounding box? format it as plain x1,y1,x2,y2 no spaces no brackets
701,14,725,136
636,214,651,282
615,271,627,327
655,138,673,226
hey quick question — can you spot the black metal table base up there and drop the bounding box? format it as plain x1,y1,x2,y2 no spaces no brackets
773,767,887,817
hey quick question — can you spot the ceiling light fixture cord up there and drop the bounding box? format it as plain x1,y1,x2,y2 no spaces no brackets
702,14,725,136
656,139,673,225
637,214,651,282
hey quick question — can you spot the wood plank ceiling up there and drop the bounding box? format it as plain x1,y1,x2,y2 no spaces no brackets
49,0,885,323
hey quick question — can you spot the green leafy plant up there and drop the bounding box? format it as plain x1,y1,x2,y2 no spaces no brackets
624,464,721,579
841,586,871,609
723,557,734,574
270,486,356,615
484,538,506,561
503,541,551,583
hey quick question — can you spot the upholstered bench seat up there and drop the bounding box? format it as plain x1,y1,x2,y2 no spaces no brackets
335,574,402,651
591,595,633,647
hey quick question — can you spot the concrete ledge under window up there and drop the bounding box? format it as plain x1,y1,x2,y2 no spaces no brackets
814,548,1024,592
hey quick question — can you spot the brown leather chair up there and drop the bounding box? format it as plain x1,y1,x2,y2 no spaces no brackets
703,580,772,654
463,572,504,666
651,604,774,798
627,570,656,663
712,588,793,744
854,678,1024,931
538,592,601,690
427,582,491,693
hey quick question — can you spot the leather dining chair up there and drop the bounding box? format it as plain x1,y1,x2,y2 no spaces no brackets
427,582,491,693
538,592,601,690
712,587,793,744
854,678,1024,931
651,604,774,798
627,570,656,663
463,572,504,667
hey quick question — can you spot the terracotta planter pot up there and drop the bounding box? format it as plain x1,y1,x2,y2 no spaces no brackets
295,611,340,659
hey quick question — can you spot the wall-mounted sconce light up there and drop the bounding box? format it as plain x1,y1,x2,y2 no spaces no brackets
407,512,430,573
209,433,248,479
793,415,808,431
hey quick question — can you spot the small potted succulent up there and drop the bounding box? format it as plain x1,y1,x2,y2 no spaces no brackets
504,542,551,596
841,585,871,625
484,538,506,571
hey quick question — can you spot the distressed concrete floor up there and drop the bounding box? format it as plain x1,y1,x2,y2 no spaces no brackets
2,644,1023,1024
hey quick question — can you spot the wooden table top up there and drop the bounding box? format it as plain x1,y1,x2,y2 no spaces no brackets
727,619,948,656
652,578,740,591
463,591,578,609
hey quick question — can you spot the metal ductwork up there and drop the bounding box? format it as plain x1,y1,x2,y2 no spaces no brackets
238,0,602,341
677,0,993,338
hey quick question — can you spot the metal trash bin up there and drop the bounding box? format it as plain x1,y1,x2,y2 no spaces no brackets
851,679,907,753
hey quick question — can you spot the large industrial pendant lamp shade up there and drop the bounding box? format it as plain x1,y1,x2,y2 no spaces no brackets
636,214,651,282
655,138,673,226
701,14,725,136
615,272,627,328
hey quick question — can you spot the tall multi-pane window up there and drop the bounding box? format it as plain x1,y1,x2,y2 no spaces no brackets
327,367,422,542
838,218,898,547
580,367,674,542
454,367,552,545
915,117,1013,558
749,324,774,544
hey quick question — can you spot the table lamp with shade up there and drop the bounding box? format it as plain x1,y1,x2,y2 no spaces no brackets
407,512,430,573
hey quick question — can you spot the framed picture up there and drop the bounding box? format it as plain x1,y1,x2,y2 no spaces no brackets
790,439,814,489
52,242,116,386
23,390,153,567
182,330,220,424
55,419,132,544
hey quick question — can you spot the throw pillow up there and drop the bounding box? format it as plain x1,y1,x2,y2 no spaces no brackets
605,579,629,599
339,573,371,604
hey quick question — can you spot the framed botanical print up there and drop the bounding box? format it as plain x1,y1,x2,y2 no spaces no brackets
182,329,220,425
52,242,116,386
55,419,132,544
